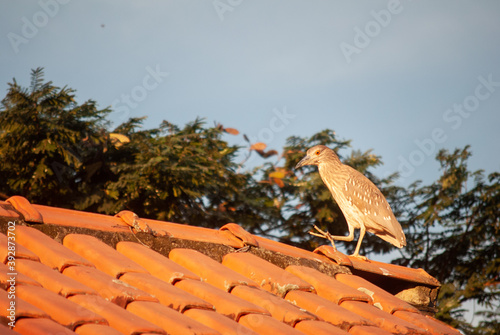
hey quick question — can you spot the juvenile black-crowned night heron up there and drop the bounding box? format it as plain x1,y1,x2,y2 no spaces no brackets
295,145,406,259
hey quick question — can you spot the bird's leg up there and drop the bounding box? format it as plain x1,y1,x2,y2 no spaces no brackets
310,225,356,250
351,225,367,260
310,225,337,249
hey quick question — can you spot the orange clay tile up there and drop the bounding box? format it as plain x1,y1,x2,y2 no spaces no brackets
336,273,419,314
142,217,243,248
231,285,317,326
0,324,17,335
32,203,130,233
347,257,440,287
16,285,107,331
74,324,123,335
13,225,94,271
115,210,168,236
0,202,21,219
169,248,259,291
0,289,49,321
313,245,353,267
0,232,40,263
15,259,97,297
68,294,166,335
13,318,77,335
340,301,428,335
393,311,462,335
116,241,200,283
120,272,213,312
126,300,219,335
63,265,157,308
0,262,42,289
6,196,43,224
219,223,259,248
63,234,148,278
284,290,374,330
254,235,333,263
222,253,314,297
174,278,269,321
348,325,394,335
184,308,259,335
238,313,304,335
294,319,351,335
286,265,371,304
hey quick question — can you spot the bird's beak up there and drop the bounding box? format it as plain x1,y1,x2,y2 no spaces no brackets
295,155,311,169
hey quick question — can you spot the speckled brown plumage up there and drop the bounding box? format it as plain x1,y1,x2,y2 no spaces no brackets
295,145,406,259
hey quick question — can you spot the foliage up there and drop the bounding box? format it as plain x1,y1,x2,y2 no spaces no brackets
0,68,111,208
394,147,500,334
0,69,498,333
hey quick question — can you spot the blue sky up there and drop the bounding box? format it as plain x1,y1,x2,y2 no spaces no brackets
1,0,499,187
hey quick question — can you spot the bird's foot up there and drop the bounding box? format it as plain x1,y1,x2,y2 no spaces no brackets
310,225,337,250
350,254,368,261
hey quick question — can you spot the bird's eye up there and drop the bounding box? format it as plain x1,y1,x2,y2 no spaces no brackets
315,150,320,155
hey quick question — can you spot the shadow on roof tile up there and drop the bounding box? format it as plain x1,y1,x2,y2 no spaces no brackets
63,265,157,307
14,225,94,271
68,294,166,335
126,300,217,335
16,285,107,331
169,248,259,292
117,241,200,283
63,234,148,278
223,253,314,297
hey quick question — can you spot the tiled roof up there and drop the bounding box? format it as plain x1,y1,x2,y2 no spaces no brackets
0,195,462,335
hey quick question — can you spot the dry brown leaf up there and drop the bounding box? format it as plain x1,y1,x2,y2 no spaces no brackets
250,142,267,151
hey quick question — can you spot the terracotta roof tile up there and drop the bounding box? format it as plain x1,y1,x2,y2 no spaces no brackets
74,323,123,335
0,262,42,288
33,203,129,232
0,198,461,334
174,278,269,320
183,308,259,335
13,318,77,335
16,285,107,331
126,300,219,335
6,196,43,224
219,223,259,248
286,265,372,304
335,273,419,314
120,272,214,312
348,325,394,335
284,290,374,330
222,253,314,297
14,225,94,271
169,248,259,291
15,259,97,297
116,241,200,283
231,285,317,326
392,311,462,335
238,313,305,335
340,301,428,334
68,294,166,335
0,232,40,263
0,204,20,219
294,319,351,335
0,324,17,335
141,217,242,247
346,257,440,287
63,234,148,278
63,265,157,307
0,289,49,321
254,235,332,263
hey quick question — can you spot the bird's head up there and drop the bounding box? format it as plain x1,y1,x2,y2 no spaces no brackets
295,145,336,168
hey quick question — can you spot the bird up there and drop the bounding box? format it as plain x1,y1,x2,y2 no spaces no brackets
295,145,406,259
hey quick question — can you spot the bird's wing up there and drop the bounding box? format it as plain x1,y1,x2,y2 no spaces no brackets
344,167,406,247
